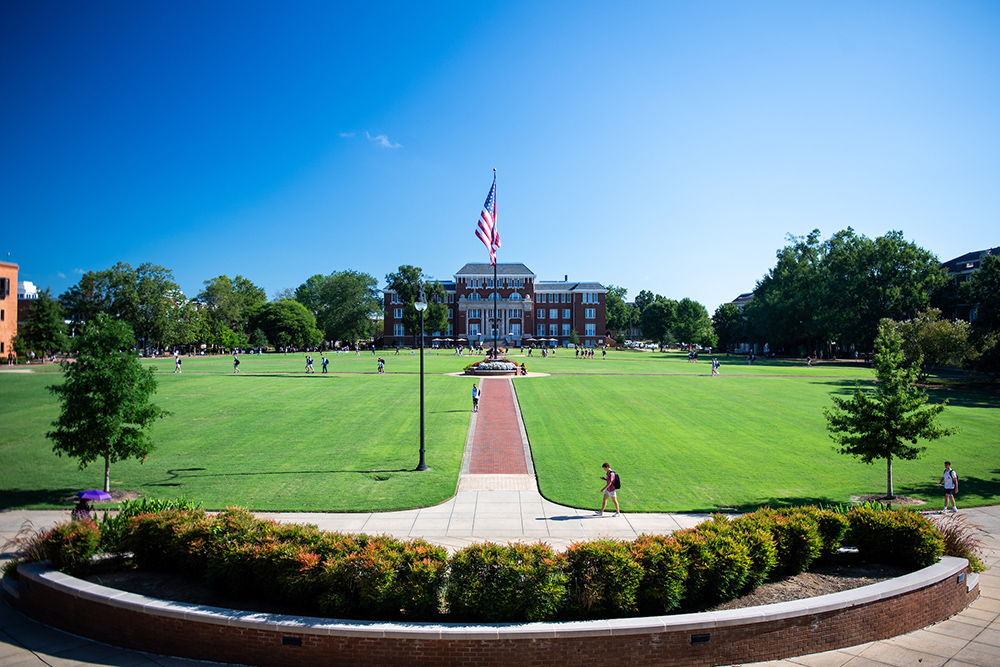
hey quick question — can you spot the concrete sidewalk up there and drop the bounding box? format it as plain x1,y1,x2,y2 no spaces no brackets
2,376,998,666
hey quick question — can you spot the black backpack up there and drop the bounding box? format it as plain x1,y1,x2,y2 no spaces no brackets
612,470,621,489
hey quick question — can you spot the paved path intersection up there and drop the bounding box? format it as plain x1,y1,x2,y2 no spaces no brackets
2,376,999,666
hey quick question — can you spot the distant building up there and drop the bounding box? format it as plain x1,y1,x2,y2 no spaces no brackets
383,263,607,348
0,262,18,357
940,247,998,322
17,280,38,300
726,292,754,310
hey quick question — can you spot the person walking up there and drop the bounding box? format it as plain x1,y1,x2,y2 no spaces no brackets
377,357,385,374
711,357,720,376
596,462,620,517
321,356,329,373
471,383,481,412
233,354,241,373
938,461,959,512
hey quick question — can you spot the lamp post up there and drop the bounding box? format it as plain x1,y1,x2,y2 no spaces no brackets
414,288,428,471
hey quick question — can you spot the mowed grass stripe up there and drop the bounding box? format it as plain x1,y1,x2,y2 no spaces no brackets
514,374,1000,512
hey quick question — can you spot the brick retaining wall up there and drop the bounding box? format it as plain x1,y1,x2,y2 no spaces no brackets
4,557,978,667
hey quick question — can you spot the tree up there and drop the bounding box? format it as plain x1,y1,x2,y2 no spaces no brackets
640,298,676,345
712,303,744,352
197,275,267,346
46,314,169,492
604,285,634,341
634,290,657,313
384,266,448,346
963,254,1000,380
745,230,824,354
888,309,971,380
61,263,184,351
569,328,580,347
824,321,956,498
250,300,323,350
17,288,69,356
295,270,381,344
821,229,945,351
674,298,714,347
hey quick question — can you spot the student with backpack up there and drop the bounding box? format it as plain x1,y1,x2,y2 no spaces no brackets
596,462,621,517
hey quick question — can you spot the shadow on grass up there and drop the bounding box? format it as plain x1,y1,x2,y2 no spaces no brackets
0,487,79,509
146,467,416,487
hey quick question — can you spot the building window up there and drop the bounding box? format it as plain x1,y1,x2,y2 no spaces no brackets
562,309,570,319
469,309,481,318
509,292,521,301
447,294,453,303
562,324,571,336
469,293,481,301
537,324,545,336
447,309,453,319
538,309,545,319
550,309,558,319
448,324,454,335
394,309,403,319
509,309,521,318
585,324,596,336
469,323,480,336
549,324,558,336
391,293,401,304
585,308,596,319
394,324,405,337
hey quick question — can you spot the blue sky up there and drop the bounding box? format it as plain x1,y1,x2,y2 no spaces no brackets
3,1,998,311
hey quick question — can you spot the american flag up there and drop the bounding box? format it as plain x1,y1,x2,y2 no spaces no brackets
475,173,500,265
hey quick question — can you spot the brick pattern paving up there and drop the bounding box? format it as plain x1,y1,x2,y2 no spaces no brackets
468,378,528,474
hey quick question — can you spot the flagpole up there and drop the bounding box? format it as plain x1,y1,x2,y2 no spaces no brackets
492,168,498,357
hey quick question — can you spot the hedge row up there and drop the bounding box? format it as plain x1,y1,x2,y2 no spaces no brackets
24,505,948,623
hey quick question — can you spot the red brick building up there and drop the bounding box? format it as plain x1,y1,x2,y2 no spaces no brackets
383,263,607,348
0,261,18,358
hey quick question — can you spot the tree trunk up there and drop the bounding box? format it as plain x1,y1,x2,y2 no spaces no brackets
104,452,111,493
885,455,895,498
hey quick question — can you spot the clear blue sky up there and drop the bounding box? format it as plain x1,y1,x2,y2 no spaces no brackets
3,1,998,311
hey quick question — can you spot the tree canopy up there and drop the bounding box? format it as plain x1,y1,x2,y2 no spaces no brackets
385,265,448,345
963,254,1000,379
823,321,955,498
295,270,380,344
604,285,635,341
250,300,324,350
15,288,69,356
197,275,267,348
746,229,944,355
640,297,676,345
47,314,170,492
674,298,715,347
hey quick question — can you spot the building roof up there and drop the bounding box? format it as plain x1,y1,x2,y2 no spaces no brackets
454,263,535,277
941,247,999,274
535,281,606,292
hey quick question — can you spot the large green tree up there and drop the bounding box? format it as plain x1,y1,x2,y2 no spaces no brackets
47,314,170,492
295,270,380,344
640,297,677,345
712,303,744,352
384,265,448,346
60,263,184,351
16,288,69,357
604,285,634,341
673,298,715,347
824,321,956,498
963,254,1000,379
888,309,971,381
197,275,267,346
250,300,323,350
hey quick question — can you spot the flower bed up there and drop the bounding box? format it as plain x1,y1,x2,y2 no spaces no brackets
463,358,521,375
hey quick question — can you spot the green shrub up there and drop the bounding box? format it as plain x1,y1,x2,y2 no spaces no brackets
42,520,101,576
726,514,778,591
123,510,212,573
560,540,643,619
753,509,823,577
447,542,565,622
630,534,687,615
847,508,944,569
97,496,202,555
388,538,449,618
673,527,750,606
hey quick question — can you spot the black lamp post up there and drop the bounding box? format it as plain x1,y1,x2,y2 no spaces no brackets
414,288,428,471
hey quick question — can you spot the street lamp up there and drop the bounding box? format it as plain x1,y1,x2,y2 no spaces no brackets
414,288,428,471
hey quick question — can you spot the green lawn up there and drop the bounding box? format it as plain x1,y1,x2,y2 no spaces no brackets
1,349,998,512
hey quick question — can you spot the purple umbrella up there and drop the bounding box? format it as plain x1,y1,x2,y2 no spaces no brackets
77,489,111,501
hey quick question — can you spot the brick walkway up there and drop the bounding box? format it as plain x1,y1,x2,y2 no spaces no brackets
468,378,529,475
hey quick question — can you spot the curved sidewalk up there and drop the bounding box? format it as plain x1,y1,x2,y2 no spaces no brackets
2,376,999,666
